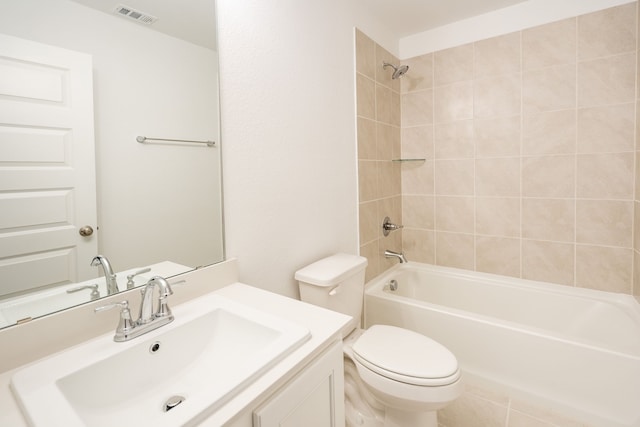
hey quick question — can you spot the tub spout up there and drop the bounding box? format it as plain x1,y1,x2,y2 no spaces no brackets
384,250,407,263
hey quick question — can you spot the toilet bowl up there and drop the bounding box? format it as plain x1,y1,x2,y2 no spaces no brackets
295,253,463,427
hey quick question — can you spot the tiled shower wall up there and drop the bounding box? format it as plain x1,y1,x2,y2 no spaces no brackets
357,2,640,295
356,30,403,282
636,1,640,301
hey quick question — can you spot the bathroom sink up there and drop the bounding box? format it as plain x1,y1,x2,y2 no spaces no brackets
10,292,310,427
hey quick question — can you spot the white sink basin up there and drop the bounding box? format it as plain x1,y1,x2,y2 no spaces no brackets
10,292,310,427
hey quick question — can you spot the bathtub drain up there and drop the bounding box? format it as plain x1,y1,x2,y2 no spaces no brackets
163,395,185,412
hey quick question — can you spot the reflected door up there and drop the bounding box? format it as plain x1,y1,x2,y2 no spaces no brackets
0,34,98,298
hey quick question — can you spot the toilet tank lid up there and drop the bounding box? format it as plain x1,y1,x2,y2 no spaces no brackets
295,253,368,286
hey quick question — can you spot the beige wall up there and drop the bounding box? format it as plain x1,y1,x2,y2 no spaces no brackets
358,3,638,294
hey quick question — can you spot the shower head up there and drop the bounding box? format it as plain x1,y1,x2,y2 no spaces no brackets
382,62,409,79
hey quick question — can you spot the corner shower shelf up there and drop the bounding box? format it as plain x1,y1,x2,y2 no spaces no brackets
392,158,426,162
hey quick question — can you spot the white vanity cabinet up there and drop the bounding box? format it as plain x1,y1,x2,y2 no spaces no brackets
253,340,344,427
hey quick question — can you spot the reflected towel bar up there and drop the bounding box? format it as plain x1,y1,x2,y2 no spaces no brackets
136,136,215,147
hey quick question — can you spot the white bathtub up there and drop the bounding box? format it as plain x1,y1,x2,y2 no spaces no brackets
364,262,640,427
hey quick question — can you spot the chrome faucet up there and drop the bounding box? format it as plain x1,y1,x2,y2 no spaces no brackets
91,255,119,295
384,249,407,264
95,276,175,342
138,276,174,324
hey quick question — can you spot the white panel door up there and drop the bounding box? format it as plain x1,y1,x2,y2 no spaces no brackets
0,33,98,297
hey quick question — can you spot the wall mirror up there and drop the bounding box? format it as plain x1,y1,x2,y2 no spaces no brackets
0,0,223,329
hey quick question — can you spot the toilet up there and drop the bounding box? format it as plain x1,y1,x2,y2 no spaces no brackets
295,253,463,427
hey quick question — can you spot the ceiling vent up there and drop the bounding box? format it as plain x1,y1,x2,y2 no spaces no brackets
113,4,158,25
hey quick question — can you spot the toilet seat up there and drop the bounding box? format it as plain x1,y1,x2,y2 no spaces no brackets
352,325,460,386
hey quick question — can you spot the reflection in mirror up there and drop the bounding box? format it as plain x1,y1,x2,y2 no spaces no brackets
0,0,223,329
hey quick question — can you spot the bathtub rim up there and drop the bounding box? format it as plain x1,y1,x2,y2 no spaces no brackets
364,262,640,358
365,262,640,323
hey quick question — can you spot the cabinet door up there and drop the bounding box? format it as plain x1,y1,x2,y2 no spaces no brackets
254,341,345,427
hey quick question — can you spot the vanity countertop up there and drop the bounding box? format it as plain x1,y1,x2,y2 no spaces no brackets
0,282,350,427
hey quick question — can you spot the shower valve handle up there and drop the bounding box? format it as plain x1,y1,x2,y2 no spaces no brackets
382,216,403,236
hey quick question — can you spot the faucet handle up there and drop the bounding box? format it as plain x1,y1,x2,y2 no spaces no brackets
67,284,100,300
126,267,151,289
95,300,136,342
95,300,129,312
382,216,404,236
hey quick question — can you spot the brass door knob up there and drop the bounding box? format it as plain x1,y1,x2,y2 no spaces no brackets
79,225,94,237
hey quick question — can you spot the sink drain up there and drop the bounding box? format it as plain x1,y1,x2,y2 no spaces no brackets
163,395,186,412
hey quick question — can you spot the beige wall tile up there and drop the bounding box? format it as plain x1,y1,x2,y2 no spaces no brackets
356,74,375,119
522,110,576,156
359,201,378,245
578,3,637,61
357,117,376,160
577,103,635,153
475,32,521,78
376,123,399,161
476,157,520,197
476,236,521,277
402,89,433,126
522,240,574,286
522,18,576,70
434,43,474,86
475,116,521,158
474,73,521,118
522,155,575,198
635,251,640,299
476,197,520,237
436,232,475,270
636,201,640,252
402,125,433,159
360,240,380,282
435,159,475,195
402,160,434,195
435,120,475,159
578,53,636,107
523,64,576,115
355,29,375,79
576,199,633,247
358,160,378,202
390,90,401,127
402,228,435,264
522,198,575,242
576,152,634,199
402,195,434,229
434,81,474,123
402,53,433,93
377,160,400,198
435,196,475,233
636,150,640,201
376,84,394,124
576,245,632,293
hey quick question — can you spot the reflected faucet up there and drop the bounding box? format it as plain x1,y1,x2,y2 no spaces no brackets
384,249,407,264
90,255,119,295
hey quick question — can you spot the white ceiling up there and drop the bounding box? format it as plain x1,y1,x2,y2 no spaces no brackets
70,0,529,50
366,0,530,38
70,0,217,50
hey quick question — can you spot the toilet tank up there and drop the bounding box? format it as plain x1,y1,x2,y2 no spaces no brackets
295,253,368,336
